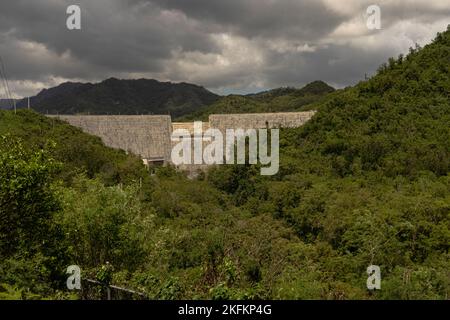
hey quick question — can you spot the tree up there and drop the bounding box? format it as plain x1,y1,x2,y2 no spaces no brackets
0,135,61,258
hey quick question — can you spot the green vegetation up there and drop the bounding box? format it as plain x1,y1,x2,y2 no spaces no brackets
0,110,147,186
0,27,449,300
179,80,335,121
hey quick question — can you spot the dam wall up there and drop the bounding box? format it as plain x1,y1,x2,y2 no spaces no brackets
209,111,316,132
49,111,316,167
49,115,172,161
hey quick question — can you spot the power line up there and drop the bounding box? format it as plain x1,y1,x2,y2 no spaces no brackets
0,58,10,98
0,71,12,110
0,55,16,113
0,58,10,102
0,60,12,110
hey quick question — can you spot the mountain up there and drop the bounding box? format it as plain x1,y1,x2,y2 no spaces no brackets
0,99,17,110
247,80,335,100
16,78,220,117
179,80,335,121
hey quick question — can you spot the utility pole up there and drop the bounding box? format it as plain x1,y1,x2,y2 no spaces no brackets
27,97,30,110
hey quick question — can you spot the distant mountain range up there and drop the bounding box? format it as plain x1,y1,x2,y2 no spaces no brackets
15,78,220,117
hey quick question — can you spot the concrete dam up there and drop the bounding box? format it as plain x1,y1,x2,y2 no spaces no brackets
49,111,316,166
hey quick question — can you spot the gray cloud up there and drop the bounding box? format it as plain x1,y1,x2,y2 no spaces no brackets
145,0,348,40
0,0,448,97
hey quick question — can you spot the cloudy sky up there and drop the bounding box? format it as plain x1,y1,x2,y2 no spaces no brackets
0,0,449,98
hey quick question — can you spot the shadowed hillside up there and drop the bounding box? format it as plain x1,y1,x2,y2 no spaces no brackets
16,78,220,117
0,99,16,110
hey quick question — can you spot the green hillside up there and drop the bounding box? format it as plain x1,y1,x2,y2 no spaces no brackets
0,110,147,186
0,27,449,300
179,80,335,121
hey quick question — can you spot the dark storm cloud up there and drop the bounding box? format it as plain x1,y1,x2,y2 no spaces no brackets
0,0,448,97
144,0,348,40
0,0,219,81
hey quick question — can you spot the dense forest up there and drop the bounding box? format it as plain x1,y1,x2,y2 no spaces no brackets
0,27,449,300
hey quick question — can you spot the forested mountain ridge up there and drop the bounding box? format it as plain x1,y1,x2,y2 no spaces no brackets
179,80,335,121
248,80,335,100
15,78,220,117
